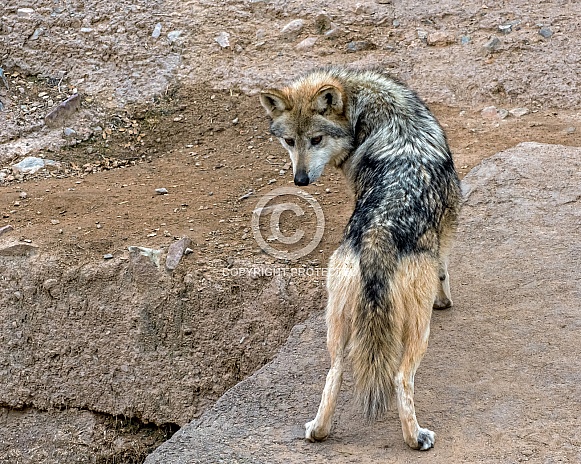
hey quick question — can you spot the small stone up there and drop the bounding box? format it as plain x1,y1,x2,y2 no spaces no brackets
63,127,76,137
498,109,509,120
498,24,512,34
50,219,60,225
539,27,553,38
417,30,428,41
103,253,114,260
346,40,376,52
564,126,576,134
482,36,501,53
30,28,43,40
392,19,400,27
460,35,471,45
80,27,93,33
481,106,499,119
232,117,239,125
152,23,162,39
17,8,34,18
19,192,27,199
324,26,343,39
509,107,530,117
184,247,193,255
11,157,46,174
296,37,318,50
427,31,455,46
166,237,192,271
0,225,14,237
167,30,183,43
281,19,304,40
155,188,168,195
45,93,81,128
128,246,162,267
215,31,230,48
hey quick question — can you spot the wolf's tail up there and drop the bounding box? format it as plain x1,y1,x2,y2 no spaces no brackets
349,230,403,421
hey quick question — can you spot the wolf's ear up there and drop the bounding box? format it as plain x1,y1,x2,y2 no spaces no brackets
313,85,345,116
259,90,290,118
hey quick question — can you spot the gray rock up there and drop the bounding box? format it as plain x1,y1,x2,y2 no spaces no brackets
281,19,304,40
417,29,428,41
12,157,47,174
482,36,501,53
165,237,192,271
539,26,553,38
296,37,318,50
498,24,512,34
103,253,114,260
17,8,34,18
510,107,530,117
128,246,162,267
19,192,27,199
460,35,471,45
167,30,183,43
155,188,168,195
63,127,76,137
346,40,376,52
80,27,93,33
30,28,43,40
214,31,230,48
45,94,81,128
152,23,162,39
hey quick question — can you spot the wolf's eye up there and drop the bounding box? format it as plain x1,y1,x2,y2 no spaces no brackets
310,135,323,146
284,138,295,147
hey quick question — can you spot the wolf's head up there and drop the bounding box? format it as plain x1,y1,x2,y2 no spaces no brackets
260,76,352,186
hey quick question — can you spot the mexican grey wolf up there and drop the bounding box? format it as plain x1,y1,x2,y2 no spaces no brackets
259,67,461,451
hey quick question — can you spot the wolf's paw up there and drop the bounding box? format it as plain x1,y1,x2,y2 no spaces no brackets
416,428,436,451
305,419,329,442
433,297,452,310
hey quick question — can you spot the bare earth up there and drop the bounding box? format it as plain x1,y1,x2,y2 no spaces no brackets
0,0,580,462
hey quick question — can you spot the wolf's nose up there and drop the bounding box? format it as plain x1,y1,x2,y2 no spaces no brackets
294,171,310,186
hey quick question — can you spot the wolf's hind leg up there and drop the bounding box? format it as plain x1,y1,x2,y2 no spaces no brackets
305,248,358,442
393,256,437,450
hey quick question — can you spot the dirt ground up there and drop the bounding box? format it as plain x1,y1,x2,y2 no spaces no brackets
1,0,580,462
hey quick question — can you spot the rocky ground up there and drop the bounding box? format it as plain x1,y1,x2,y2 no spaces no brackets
0,0,580,462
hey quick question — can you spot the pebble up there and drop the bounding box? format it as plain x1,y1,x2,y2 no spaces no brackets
498,24,512,34
417,30,428,41
63,127,76,137
103,253,114,260
128,246,161,267
539,27,553,38
324,26,343,39
427,31,455,46
168,30,183,43
481,106,499,119
564,126,576,134
281,19,304,40
80,27,93,33
155,188,168,195
19,192,27,199
152,23,162,39
166,237,192,271
296,37,318,50
17,8,34,18
50,219,60,225
460,35,471,45
215,31,230,48
30,28,43,40
482,36,501,53
346,40,376,52
510,107,530,117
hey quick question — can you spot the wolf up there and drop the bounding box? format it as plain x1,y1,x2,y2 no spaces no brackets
260,67,461,451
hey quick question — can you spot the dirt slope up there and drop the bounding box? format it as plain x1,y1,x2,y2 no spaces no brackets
145,143,581,463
